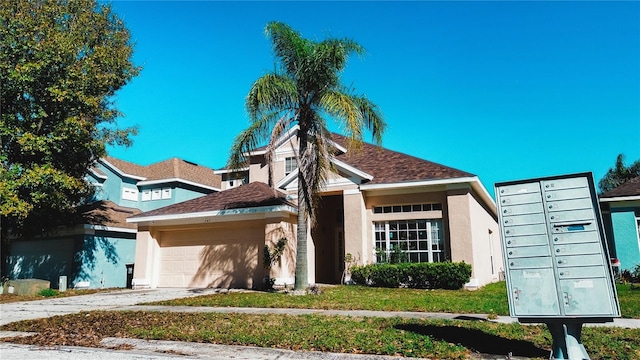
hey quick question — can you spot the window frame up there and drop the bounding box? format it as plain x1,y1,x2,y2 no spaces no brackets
374,219,444,263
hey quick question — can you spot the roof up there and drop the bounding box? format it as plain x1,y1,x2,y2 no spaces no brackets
129,182,296,219
78,201,142,229
330,133,475,185
101,156,221,189
600,176,640,199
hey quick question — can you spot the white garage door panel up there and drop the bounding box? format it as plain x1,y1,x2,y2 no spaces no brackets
157,226,262,288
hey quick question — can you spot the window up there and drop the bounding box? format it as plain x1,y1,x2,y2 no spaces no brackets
374,219,444,263
141,189,151,201
373,203,442,214
285,157,297,175
161,188,172,199
151,189,161,200
122,187,138,201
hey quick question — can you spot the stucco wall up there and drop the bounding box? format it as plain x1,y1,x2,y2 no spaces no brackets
610,207,640,271
9,232,135,289
468,192,502,287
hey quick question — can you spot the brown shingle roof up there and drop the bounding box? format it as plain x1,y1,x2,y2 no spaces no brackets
129,182,295,219
331,133,475,185
79,200,141,229
102,156,221,189
600,176,640,198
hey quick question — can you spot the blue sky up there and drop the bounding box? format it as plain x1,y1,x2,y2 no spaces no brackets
106,1,639,198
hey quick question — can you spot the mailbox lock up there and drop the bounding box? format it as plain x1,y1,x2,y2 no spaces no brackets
558,260,564,265
508,251,513,255
554,237,559,242
556,248,561,253
507,240,512,245
510,262,515,266
560,272,564,276
547,194,551,198
506,230,510,234
550,216,555,220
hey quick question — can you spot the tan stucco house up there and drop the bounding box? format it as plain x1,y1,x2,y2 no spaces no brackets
128,127,502,289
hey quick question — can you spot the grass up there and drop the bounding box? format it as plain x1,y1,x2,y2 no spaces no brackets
2,310,639,359
148,282,640,319
1,282,639,359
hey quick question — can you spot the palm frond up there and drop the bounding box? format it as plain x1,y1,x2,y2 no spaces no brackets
265,21,309,80
226,111,281,171
246,73,298,120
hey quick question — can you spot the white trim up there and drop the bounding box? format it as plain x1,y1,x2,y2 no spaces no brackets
83,224,138,234
247,125,347,156
88,168,108,180
127,204,298,224
137,177,221,192
100,158,147,181
331,157,374,181
214,167,249,175
599,195,640,202
277,169,299,189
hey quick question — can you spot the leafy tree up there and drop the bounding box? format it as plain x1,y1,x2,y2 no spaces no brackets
228,22,385,290
598,154,640,194
0,0,139,237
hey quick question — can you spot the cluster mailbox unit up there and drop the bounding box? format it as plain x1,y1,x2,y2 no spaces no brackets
495,173,620,360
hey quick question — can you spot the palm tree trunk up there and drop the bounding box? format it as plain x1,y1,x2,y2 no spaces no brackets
294,190,308,290
294,127,309,290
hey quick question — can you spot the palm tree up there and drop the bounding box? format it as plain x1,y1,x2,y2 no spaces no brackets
228,22,385,290
598,154,640,194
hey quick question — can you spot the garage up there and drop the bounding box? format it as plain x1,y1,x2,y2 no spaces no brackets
157,225,264,288
127,182,298,289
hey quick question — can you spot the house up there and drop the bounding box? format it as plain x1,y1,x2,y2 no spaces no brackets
128,128,501,289
599,176,640,272
5,157,221,289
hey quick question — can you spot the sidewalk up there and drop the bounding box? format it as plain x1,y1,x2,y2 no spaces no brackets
1,288,639,359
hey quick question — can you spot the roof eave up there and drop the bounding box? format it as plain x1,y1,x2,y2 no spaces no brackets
137,177,221,191
599,195,640,202
100,158,147,181
127,204,298,226
360,176,497,216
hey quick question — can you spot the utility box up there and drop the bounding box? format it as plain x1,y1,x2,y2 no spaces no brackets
496,173,620,321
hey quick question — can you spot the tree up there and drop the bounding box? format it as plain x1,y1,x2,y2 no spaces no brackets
598,154,640,194
0,0,139,236
228,22,385,290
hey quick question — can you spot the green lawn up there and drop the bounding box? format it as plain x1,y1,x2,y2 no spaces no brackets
148,281,640,319
2,282,639,359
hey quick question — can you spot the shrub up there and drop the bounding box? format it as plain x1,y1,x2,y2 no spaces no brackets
38,288,59,297
350,261,472,290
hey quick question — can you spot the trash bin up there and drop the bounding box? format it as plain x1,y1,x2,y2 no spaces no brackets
126,264,134,289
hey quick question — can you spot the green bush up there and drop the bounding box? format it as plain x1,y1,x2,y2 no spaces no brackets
38,288,59,297
350,261,472,290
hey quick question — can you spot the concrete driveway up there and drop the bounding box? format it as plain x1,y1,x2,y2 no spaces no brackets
0,288,216,326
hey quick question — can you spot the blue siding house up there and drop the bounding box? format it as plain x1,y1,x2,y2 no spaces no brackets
600,176,640,273
5,157,221,289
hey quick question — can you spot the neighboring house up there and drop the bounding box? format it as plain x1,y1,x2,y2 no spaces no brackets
128,127,501,289
6,157,221,289
599,176,640,272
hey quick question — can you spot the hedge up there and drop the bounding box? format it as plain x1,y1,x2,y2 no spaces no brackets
350,261,472,290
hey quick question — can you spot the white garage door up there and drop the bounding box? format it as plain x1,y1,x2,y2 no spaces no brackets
158,225,263,288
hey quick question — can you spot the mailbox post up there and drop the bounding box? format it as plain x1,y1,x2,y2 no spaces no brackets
495,173,620,360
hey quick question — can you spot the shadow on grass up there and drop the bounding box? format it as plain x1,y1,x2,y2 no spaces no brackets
396,323,549,358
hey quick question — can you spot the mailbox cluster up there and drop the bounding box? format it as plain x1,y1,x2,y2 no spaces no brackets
496,173,619,320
